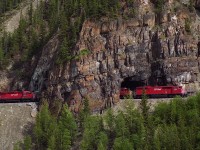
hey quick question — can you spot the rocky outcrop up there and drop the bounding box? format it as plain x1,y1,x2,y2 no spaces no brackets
29,33,60,93
195,0,200,9
29,0,200,113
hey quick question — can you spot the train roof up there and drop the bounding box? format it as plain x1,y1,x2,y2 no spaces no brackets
136,86,182,89
0,90,33,94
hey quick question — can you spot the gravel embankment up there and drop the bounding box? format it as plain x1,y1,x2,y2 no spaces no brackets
0,102,37,150
1,0,44,33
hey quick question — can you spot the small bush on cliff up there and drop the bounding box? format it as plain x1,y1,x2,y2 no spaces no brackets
154,0,165,13
185,18,191,33
73,49,91,61
188,0,195,12
56,37,72,64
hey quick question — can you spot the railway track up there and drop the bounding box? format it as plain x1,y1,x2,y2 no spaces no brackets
0,100,39,103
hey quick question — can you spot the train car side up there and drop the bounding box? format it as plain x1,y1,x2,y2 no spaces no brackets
120,88,132,98
135,86,187,98
0,91,23,101
171,86,186,97
0,91,36,102
21,91,36,101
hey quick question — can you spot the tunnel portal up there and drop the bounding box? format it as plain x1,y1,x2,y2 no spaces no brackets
121,77,146,91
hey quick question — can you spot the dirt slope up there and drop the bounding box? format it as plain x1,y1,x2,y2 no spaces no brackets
0,103,37,150
1,0,44,33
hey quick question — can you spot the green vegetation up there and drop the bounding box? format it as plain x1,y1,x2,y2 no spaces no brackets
154,0,165,13
188,0,195,12
185,18,191,33
79,94,200,149
0,0,122,67
15,93,200,149
0,0,25,15
33,100,77,150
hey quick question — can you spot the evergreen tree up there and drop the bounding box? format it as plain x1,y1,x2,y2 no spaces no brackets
113,137,133,150
47,135,56,150
97,132,108,150
0,40,4,63
60,129,71,150
58,105,77,142
83,98,90,116
115,111,128,137
104,109,115,135
56,37,71,64
81,116,103,150
28,3,33,25
13,142,21,150
34,101,58,149
23,136,32,150
140,92,150,124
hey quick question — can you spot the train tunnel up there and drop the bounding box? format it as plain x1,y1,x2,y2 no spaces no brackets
121,77,146,91
62,92,71,101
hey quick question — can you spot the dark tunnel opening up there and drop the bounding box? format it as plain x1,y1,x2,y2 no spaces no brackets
121,77,146,91
120,77,146,99
62,92,71,101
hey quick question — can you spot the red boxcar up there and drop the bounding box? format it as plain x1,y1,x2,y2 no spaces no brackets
0,91,36,102
135,86,187,98
120,88,132,98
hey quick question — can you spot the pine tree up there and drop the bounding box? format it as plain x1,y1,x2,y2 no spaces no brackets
153,126,162,150
23,136,32,150
56,37,72,64
105,109,115,134
28,3,33,25
0,39,4,62
58,105,77,144
115,111,128,138
13,142,21,150
140,91,150,126
34,101,58,149
83,98,90,116
81,116,103,150
60,129,71,150
113,137,133,150
47,135,56,150
97,132,108,150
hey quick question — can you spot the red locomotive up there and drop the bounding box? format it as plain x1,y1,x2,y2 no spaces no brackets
134,86,187,98
0,90,36,102
120,88,132,98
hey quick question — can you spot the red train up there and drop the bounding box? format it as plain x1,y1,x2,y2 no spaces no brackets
120,88,133,98
0,91,36,102
135,86,187,98
120,86,187,99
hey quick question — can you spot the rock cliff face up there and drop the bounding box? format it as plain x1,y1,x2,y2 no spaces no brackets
30,0,200,112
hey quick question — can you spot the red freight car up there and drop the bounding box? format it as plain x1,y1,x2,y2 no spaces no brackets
135,86,187,98
0,91,36,102
120,88,132,98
